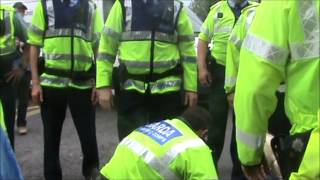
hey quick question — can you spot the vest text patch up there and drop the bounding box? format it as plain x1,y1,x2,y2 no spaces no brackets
137,121,182,145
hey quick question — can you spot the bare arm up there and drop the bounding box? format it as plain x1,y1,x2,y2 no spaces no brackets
197,40,211,86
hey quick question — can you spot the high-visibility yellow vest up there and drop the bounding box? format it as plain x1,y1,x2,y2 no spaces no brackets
28,0,103,89
0,5,16,57
100,119,218,179
199,0,257,66
96,0,197,94
224,4,259,93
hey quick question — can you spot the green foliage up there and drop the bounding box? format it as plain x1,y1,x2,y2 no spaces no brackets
190,0,220,21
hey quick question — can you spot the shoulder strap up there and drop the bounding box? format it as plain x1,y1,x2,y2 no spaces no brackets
41,0,49,30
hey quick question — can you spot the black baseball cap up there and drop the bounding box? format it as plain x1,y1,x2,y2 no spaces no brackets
13,2,28,10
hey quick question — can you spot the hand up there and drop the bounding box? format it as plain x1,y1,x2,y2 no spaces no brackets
227,93,234,108
198,66,212,87
91,88,98,105
242,164,268,180
5,68,24,85
184,91,198,107
97,87,113,111
32,83,43,104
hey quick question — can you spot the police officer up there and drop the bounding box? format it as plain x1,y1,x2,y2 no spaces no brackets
198,0,257,178
234,0,319,179
100,106,218,180
96,0,198,140
28,0,103,179
0,4,28,149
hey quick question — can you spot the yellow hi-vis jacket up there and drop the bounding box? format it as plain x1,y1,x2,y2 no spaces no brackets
28,0,103,89
96,0,197,94
234,1,319,179
0,5,16,56
198,0,257,66
224,4,259,93
100,119,218,180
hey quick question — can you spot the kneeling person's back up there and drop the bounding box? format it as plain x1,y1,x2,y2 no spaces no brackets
101,106,218,180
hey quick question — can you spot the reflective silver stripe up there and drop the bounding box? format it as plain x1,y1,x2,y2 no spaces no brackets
97,53,116,63
121,31,178,43
45,29,92,41
225,76,237,87
0,46,16,55
29,25,44,36
236,127,265,149
102,27,121,39
45,54,93,62
173,1,182,25
162,139,206,165
150,79,181,92
290,0,320,61
201,27,211,38
178,35,194,42
124,0,133,31
229,33,242,50
120,59,179,69
41,75,94,87
214,26,233,34
122,31,151,40
155,32,177,43
243,33,289,65
245,9,256,32
46,0,55,28
181,56,196,63
120,138,178,179
123,79,145,91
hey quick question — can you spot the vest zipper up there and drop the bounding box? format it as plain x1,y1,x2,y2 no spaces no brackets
70,26,75,81
148,26,156,92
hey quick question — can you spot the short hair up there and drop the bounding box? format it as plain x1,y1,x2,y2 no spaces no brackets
181,106,211,131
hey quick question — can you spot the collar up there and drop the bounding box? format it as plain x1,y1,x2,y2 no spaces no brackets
228,0,248,8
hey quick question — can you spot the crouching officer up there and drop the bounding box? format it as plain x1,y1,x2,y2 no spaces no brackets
100,106,218,180
28,0,103,179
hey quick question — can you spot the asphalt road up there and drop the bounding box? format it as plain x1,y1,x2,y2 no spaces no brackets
14,106,233,180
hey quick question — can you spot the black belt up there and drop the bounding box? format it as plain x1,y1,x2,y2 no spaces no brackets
119,63,182,83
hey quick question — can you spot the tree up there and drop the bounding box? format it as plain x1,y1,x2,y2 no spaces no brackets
190,0,219,21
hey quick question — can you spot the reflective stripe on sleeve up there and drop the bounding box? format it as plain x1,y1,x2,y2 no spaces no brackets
102,27,121,39
181,56,196,63
236,127,265,149
29,25,44,36
242,33,289,65
229,34,242,50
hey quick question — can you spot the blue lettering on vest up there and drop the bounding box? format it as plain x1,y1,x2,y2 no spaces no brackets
137,121,182,145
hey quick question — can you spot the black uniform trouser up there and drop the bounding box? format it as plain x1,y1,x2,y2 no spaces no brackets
268,91,291,136
117,90,183,140
0,57,17,149
41,87,99,180
207,62,245,180
16,71,31,127
0,83,16,149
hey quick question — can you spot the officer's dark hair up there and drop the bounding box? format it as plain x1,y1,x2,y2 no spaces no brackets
181,106,211,131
